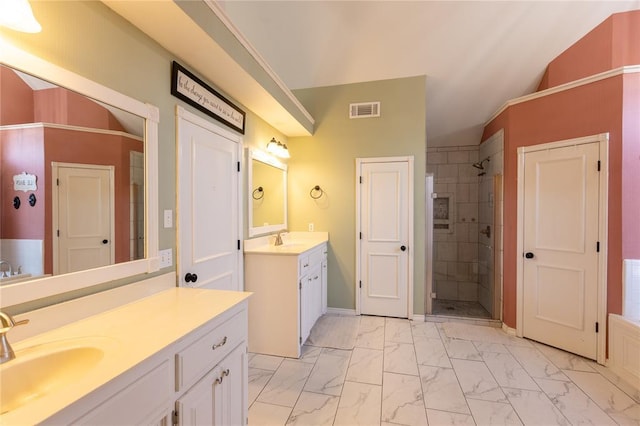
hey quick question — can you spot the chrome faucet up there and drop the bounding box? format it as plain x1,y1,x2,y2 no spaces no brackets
0,311,29,364
0,260,12,278
274,229,287,246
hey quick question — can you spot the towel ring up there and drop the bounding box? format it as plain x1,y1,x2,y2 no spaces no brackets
252,186,264,200
310,185,324,199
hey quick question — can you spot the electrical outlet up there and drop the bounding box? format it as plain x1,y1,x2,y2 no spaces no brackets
159,248,173,268
308,223,314,231
163,209,173,228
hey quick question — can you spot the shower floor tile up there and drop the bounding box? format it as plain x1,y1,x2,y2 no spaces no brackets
432,299,492,319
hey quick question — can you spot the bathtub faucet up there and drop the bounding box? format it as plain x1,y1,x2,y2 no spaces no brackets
0,260,12,278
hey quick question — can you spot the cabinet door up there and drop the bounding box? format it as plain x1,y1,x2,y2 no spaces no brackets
309,264,323,325
300,275,312,345
321,259,328,315
177,344,247,426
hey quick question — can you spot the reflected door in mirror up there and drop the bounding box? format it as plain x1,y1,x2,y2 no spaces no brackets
0,64,145,280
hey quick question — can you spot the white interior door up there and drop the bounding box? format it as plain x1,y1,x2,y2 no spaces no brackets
358,159,412,318
177,108,241,291
522,142,600,359
54,163,114,274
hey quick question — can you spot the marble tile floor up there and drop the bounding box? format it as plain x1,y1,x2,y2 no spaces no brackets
432,299,492,319
248,315,640,426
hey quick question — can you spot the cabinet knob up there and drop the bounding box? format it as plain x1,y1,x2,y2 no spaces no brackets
400,245,407,252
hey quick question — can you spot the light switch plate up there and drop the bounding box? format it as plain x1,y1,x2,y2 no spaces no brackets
163,209,173,228
159,248,172,268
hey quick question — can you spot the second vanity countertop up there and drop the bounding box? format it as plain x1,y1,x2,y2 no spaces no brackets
244,231,328,255
0,287,252,425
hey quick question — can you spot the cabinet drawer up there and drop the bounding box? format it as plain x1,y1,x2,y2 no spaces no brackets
176,310,247,392
75,359,172,425
299,254,310,276
308,246,325,267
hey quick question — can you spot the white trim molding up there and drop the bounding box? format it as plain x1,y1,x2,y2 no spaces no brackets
487,65,640,125
326,307,357,316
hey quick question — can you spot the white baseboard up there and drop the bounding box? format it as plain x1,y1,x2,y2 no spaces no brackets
502,323,517,336
413,314,426,322
326,307,357,316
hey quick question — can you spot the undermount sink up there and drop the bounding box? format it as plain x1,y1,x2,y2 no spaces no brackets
0,338,110,414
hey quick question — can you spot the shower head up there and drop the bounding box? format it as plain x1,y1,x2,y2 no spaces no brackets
472,157,490,170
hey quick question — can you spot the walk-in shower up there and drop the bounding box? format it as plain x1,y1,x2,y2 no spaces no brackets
426,135,504,322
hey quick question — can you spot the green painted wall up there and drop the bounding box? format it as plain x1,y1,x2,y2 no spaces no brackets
289,77,427,314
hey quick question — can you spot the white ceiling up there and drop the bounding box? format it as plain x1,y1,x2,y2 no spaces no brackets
220,1,640,146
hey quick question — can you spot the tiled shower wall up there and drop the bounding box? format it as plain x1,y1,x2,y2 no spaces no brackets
427,146,480,302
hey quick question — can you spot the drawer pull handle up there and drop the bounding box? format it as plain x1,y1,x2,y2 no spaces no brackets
212,336,228,350
214,369,230,385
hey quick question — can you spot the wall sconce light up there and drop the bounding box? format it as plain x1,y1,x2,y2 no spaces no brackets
266,137,290,159
0,0,42,33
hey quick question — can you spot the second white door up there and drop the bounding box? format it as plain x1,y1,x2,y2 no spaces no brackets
358,158,412,318
177,108,241,291
522,142,600,359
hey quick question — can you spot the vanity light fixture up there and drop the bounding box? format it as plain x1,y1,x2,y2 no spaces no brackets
0,0,42,33
266,137,290,159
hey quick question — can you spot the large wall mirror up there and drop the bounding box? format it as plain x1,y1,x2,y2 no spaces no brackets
247,148,287,237
0,42,159,308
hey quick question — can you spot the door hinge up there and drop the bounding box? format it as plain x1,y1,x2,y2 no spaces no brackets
359,232,362,240
56,178,60,186
237,161,241,172
172,409,179,426
595,322,599,333
597,160,601,172
359,280,362,289
299,336,302,344
299,281,302,290
57,229,60,237
596,241,600,252
359,176,363,184
237,239,241,250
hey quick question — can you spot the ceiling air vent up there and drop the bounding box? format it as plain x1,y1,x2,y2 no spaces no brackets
349,102,380,119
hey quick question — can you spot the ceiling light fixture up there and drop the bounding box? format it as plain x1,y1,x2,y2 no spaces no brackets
0,0,42,33
266,137,290,159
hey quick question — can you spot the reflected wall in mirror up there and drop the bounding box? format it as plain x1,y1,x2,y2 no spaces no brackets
248,148,287,237
1,64,145,280
0,42,158,309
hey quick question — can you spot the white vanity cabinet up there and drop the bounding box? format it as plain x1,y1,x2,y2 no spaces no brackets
175,343,246,426
26,290,250,426
245,240,327,358
174,308,248,426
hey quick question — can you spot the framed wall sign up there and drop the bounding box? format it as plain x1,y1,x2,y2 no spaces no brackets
171,61,246,134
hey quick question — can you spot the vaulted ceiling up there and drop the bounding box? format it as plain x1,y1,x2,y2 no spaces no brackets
220,1,640,146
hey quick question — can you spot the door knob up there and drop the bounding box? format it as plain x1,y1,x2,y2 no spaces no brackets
524,252,534,259
102,239,109,244
185,272,198,283
400,245,407,252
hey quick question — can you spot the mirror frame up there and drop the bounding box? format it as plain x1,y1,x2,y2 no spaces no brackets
0,40,159,308
247,148,287,237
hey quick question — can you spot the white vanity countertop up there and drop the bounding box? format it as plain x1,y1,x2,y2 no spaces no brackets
0,287,252,425
244,231,328,255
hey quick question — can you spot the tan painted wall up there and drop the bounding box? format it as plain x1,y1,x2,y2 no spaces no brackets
290,77,427,314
